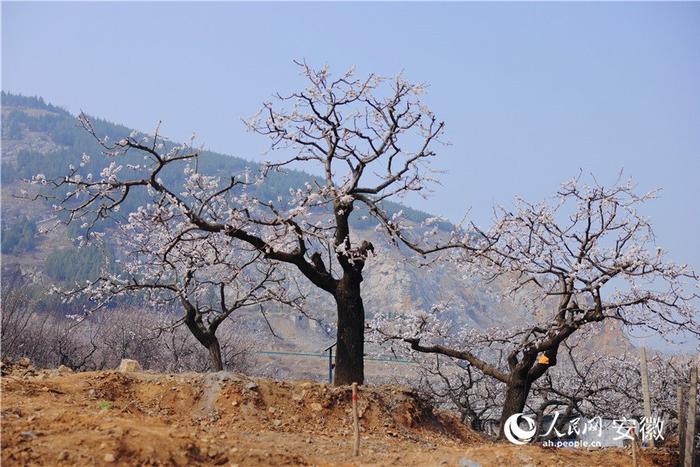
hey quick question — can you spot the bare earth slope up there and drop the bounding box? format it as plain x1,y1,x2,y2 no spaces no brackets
1,364,675,466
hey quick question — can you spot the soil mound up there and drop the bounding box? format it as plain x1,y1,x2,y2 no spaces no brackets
1,361,676,466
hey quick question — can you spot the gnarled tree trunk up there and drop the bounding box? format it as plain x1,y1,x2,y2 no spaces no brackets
182,303,224,372
333,274,365,386
497,348,557,439
206,338,223,372
498,378,531,438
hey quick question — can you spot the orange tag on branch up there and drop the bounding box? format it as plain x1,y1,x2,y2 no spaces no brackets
538,354,550,365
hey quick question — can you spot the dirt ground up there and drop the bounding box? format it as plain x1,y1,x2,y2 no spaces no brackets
1,360,677,466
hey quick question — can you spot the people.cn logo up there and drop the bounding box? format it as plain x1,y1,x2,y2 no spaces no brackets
503,413,537,445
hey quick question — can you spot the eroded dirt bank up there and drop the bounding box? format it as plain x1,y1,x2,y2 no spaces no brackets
1,362,677,466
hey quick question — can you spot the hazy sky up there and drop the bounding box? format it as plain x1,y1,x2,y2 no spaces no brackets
3,2,700,279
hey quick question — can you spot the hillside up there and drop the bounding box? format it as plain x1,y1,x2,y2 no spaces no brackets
0,92,445,231
0,361,676,466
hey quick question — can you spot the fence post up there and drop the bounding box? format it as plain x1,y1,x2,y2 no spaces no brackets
352,382,360,457
324,342,336,384
679,384,687,466
640,346,655,448
683,362,697,467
